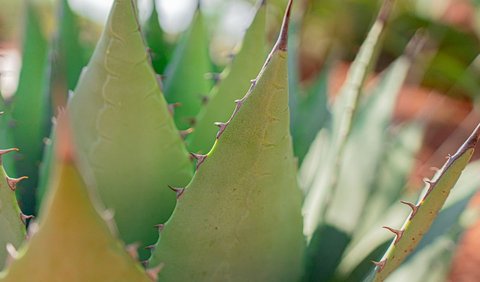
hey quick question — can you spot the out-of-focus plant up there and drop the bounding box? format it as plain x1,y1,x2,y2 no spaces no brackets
0,0,478,281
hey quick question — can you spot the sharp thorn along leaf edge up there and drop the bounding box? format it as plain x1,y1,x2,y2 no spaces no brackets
371,122,480,281
167,185,185,199
6,176,28,192
0,111,153,281
148,0,304,281
1,0,480,281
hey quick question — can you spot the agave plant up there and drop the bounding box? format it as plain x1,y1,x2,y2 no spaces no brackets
0,0,478,281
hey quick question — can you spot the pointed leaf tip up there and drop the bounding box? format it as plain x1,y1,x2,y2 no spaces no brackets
378,0,395,23
404,29,427,60
56,110,77,162
276,0,293,51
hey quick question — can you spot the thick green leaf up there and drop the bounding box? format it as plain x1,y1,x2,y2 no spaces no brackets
0,96,16,174
36,0,86,206
0,115,152,282
68,0,193,260
11,0,50,215
187,0,267,154
0,149,26,270
386,189,480,282
45,0,86,109
143,0,172,75
385,236,456,282
408,160,480,257
35,125,55,210
163,9,212,130
344,241,391,282
303,224,350,281
370,124,480,281
149,3,305,280
286,0,303,134
339,159,480,281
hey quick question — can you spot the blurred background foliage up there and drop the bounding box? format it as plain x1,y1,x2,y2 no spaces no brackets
1,0,480,99
1,0,480,280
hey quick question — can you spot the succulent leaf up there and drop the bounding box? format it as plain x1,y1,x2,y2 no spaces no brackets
386,178,480,282
11,0,50,215
36,0,85,206
143,0,172,75
339,158,480,282
303,223,351,281
0,149,26,270
0,114,151,282
302,7,427,281
163,8,212,130
412,161,480,254
370,123,480,281
187,0,267,154
149,2,305,280
286,0,302,129
35,125,55,210
386,236,457,282
45,0,86,109
0,97,17,174
67,0,193,259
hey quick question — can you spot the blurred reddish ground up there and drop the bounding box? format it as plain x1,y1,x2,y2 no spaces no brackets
449,193,480,282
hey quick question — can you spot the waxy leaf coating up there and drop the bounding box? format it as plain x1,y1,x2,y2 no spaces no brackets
0,115,151,282
371,123,480,281
68,0,193,259
187,1,267,154
150,2,305,280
